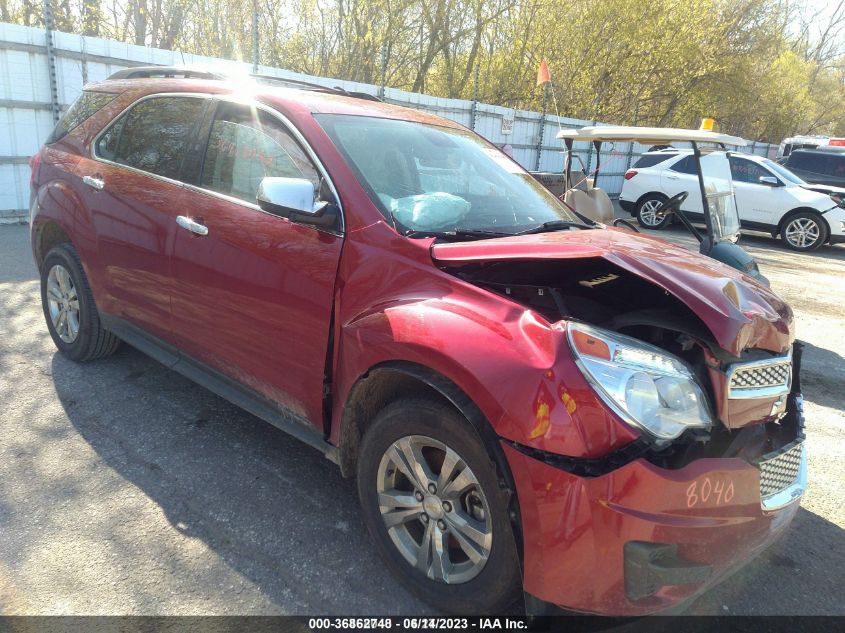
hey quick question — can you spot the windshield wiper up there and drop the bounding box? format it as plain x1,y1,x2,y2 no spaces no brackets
403,228,515,240
515,220,593,235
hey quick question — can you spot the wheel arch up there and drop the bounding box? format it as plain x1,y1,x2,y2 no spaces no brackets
635,190,668,210
337,360,525,560
338,361,506,481
33,219,74,270
777,207,831,241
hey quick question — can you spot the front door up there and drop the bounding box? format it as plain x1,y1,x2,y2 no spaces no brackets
729,155,785,228
169,100,343,429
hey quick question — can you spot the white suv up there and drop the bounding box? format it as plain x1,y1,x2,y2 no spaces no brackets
619,150,845,251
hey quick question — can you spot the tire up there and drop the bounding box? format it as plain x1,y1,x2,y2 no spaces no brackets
357,398,521,614
40,243,120,361
636,193,671,229
780,212,828,251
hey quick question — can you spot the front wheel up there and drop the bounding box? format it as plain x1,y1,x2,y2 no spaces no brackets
636,194,671,229
357,398,521,614
780,212,828,251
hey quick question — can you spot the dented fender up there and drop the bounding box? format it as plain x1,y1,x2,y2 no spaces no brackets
333,294,639,459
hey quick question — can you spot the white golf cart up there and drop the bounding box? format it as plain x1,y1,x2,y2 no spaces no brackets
554,126,768,285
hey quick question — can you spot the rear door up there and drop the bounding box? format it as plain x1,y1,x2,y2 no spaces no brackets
169,100,344,429
87,94,210,341
660,155,703,217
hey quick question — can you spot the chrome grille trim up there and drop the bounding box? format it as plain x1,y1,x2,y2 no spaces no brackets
758,441,806,511
727,351,792,399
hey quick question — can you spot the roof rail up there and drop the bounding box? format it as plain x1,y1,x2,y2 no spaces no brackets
106,66,382,102
251,74,382,102
107,66,226,80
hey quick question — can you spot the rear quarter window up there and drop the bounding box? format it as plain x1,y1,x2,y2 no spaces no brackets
669,155,698,174
632,153,677,168
46,91,117,144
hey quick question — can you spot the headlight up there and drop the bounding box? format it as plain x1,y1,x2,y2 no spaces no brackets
567,322,712,441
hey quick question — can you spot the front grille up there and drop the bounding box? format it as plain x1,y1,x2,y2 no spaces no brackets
729,360,791,392
759,442,803,499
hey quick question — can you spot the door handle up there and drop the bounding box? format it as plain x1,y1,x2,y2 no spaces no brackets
665,174,680,180
82,175,105,190
176,215,209,236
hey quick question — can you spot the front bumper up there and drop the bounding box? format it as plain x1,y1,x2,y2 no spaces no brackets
505,442,805,615
825,208,845,242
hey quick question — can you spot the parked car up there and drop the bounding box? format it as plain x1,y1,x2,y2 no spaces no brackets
776,135,829,159
620,149,845,250
777,136,845,159
31,67,806,616
779,147,845,189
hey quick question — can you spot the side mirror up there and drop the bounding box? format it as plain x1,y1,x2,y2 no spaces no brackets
256,177,336,226
759,176,782,187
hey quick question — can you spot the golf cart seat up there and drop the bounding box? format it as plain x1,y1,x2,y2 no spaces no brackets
564,188,615,223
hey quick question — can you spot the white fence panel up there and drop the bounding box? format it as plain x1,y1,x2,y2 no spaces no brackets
0,22,775,222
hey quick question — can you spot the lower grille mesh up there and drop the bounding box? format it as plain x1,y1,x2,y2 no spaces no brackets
759,443,803,498
730,362,791,391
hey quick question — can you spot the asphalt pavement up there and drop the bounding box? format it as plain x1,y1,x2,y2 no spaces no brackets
0,222,843,615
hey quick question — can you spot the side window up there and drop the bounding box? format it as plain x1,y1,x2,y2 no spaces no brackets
632,153,677,168
199,102,320,203
669,156,698,174
790,153,828,174
729,157,772,184
787,153,808,170
102,96,206,180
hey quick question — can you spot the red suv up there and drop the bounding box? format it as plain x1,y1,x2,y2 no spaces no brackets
30,68,806,615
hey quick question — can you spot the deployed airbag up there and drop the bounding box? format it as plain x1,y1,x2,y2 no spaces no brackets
386,192,471,231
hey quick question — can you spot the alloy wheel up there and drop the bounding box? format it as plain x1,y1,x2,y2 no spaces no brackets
639,199,666,227
46,264,80,343
376,435,493,584
784,217,820,249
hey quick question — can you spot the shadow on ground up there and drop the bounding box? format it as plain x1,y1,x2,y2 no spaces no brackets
47,344,845,615
45,345,431,614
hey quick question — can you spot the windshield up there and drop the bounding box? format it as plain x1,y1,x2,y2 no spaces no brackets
762,158,805,185
701,151,741,241
316,114,580,235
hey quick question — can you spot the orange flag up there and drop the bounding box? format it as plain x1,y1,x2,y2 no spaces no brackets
536,58,551,86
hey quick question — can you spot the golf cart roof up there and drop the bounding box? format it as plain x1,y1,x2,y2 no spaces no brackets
557,125,747,146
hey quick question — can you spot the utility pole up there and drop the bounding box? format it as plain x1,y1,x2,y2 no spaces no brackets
42,0,61,123
536,82,549,171
470,64,479,131
379,43,387,100
252,1,259,74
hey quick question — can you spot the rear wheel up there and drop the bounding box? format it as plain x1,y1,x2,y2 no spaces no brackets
357,398,521,613
636,194,671,229
780,212,827,251
41,244,120,361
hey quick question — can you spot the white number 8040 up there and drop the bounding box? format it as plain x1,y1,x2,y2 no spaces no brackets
686,477,735,508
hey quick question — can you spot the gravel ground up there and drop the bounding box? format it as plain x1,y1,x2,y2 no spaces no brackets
0,222,843,615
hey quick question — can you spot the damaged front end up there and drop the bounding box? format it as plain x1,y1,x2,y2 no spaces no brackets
444,253,804,473
431,232,806,612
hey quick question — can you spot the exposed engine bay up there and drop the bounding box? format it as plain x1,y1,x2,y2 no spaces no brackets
450,257,803,473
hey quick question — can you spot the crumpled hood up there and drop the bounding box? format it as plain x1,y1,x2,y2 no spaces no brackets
431,228,794,358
